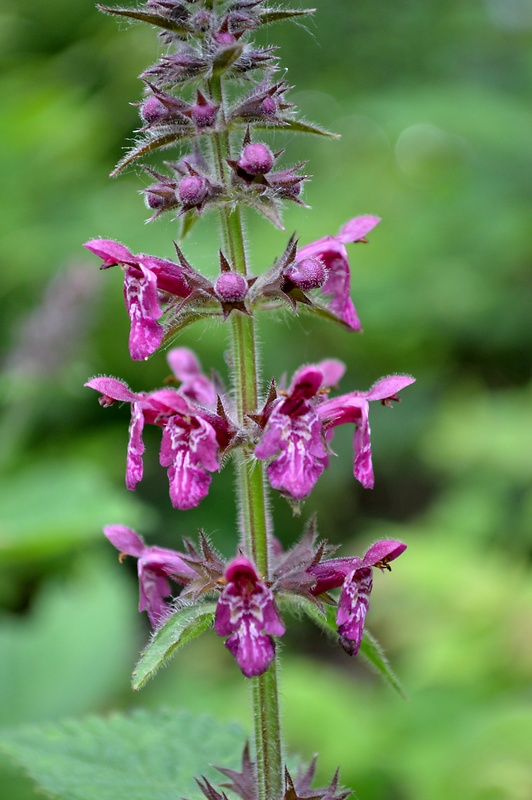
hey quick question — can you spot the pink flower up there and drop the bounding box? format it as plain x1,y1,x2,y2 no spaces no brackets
255,361,414,500
317,374,416,489
214,556,285,677
254,361,342,500
83,239,212,360
296,215,380,330
86,359,234,509
310,539,406,655
104,525,197,627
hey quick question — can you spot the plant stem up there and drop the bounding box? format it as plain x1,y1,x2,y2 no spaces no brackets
226,206,283,800
208,73,283,800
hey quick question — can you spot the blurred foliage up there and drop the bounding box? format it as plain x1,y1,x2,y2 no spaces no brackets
0,1,531,798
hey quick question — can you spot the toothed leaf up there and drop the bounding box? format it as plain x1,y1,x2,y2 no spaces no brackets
0,710,245,800
132,603,216,690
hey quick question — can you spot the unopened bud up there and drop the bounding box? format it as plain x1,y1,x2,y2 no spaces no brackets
285,257,327,291
215,272,249,303
141,95,170,124
238,143,275,176
177,175,207,206
191,94,218,128
260,96,277,116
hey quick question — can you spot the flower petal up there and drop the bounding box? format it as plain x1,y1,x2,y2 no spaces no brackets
336,566,373,656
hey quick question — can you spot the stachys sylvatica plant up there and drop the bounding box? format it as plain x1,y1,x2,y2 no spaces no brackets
83,2,415,798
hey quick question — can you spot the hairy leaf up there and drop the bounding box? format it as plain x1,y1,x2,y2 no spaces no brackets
0,710,245,800
132,603,216,690
260,8,316,26
281,594,407,698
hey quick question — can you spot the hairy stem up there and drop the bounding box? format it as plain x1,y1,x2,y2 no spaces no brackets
209,73,283,800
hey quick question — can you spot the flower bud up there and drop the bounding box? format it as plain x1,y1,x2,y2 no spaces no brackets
190,92,218,128
141,95,170,124
285,257,327,291
177,175,207,206
238,143,275,176
144,183,177,211
215,272,249,303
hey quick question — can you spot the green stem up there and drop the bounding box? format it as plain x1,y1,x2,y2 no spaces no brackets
208,74,283,800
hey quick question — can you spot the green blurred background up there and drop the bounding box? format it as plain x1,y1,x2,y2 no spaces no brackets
1,1,531,798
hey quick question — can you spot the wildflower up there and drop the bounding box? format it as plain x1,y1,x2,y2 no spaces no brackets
83,238,213,360
214,556,285,677
310,539,406,655
255,361,414,500
317,374,416,489
296,215,381,329
104,524,197,627
86,356,235,509
254,363,334,500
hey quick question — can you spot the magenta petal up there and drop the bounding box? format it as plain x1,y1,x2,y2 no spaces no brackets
126,402,145,490
365,374,416,401
309,556,363,595
83,238,136,265
85,376,139,403
316,358,346,387
257,407,328,500
124,264,164,360
160,417,219,510
104,525,145,557
348,404,373,488
337,215,380,243
336,566,373,655
167,347,219,408
363,539,407,567
225,620,276,677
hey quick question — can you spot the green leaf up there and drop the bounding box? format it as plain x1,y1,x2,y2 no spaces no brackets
256,118,340,138
133,603,216,690
212,43,245,77
97,5,193,36
0,710,246,800
111,130,195,176
260,8,316,26
281,594,408,698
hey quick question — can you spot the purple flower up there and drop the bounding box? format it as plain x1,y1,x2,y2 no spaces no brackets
86,369,234,510
167,347,217,407
255,362,414,500
83,239,212,360
296,215,380,330
214,556,285,677
317,374,416,489
104,525,197,627
310,539,406,655
254,362,342,500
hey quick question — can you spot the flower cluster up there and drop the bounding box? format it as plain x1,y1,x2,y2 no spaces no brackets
84,215,380,361
104,520,406,676
87,347,413,509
